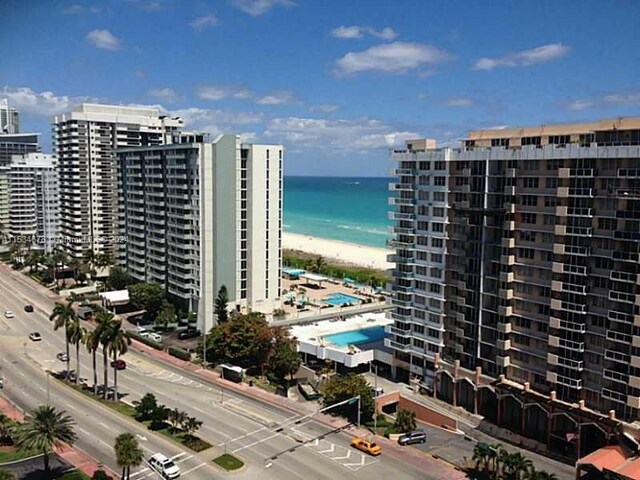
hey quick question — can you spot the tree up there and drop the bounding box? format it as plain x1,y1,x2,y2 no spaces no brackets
0,468,16,480
167,408,187,433
91,470,113,480
134,393,160,422
269,339,301,382
84,323,103,396
96,312,119,399
527,471,558,480
203,313,272,368
128,283,165,319
310,255,326,273
51,250,68,287
155,300,176,329
0,414,16,446
106,320,130,402
182,416,202,438
49,300,77,381
472,442,491,473
503,451,533,480
215,285,229,323
113,432,143,480
13,405,76,475
394,408,417,433
67,319,86,385
107,267,133,290
321,373,375,423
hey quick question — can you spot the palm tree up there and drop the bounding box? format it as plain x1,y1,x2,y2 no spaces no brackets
526,471,558,480
167,408,187,433
472,442,491,473
51,250,68,287
113,432,143,480
97,312,119,400
68,319,86,385
13,405,76,475
49,300,77,380
84,325,102,396
312,256,326,273
107,320,130,402
181,416,202,439
503,451,533,480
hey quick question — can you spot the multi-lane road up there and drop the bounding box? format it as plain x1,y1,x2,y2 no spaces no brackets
0,267,438,480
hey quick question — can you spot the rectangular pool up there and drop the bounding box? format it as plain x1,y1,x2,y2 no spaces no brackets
324,292,361,306
323,326,387,346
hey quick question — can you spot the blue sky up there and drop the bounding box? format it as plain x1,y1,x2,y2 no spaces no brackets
1,0,639,176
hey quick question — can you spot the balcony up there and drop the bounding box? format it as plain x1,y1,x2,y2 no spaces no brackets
390,168,416,176
568,207,594,217
389,255,415,265
609,291,636,304
558,338,585,352
601,388,627,404
603,369,629,384
389,212,416,221
385,325,412,337
390,226,415,235
570,168,594,177
555,374,583,389
604,349,631,364
389,197,415,206
496,355,510,367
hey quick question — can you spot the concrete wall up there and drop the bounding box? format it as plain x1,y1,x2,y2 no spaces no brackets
375,391,458,431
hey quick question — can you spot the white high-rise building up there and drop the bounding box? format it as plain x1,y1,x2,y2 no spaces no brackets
7,153,59,253
118,133,283,331
0,99,19,134
52,104,183,258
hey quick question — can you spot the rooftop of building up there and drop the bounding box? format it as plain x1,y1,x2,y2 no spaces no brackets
0,133,39,142
467,117,640,141
53,103,184,127
578,445,640,480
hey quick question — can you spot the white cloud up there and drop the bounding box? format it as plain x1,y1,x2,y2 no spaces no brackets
310,104,340,113
190,14,219,31
446,98,473,107
565,91,640,111
197,84,253,101
171,107,263,127
603,92,640,105
256,90,299,106
264,116,418,151
63,4,101,14
567,99,593,111
148,87,180,102
0,86,96,116
86,29,121,51
474,43,570,70
334,42,453,76
331,25,397,41
232,0,294,16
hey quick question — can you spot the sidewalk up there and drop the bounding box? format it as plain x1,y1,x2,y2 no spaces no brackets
0,395,118,478
133,340,467,480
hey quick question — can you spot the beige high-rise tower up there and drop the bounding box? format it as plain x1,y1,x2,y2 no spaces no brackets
388,118,640,420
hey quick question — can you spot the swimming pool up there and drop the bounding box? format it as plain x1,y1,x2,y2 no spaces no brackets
324,326,387,346
324,292,361,306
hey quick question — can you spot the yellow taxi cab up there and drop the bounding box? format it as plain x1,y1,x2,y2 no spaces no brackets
350,437,382,456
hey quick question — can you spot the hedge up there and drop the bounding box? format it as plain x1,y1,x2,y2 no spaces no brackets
126,331,163,350
168,347,191,361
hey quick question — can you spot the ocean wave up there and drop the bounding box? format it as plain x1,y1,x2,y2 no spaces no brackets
283,224,291,228
336,224,388,236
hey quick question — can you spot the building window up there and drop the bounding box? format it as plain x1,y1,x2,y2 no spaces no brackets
546,178,558,189
544,197,558,207
523,178,539,188
433,191,445,202
432,222,444,232
521,136,541,146
434,161,446,170
521,213,537,224
521,195,537,206
434,176,446,186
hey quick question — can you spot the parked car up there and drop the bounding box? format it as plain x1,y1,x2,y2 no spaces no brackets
56,352,69,362
111,359,126,370
398,430,427,446
4,311,14,319
351,437,382,456
178,329,201,340
29,332,42,342
148,332,162,343
24,305,34,313
148,453,180,479
371,387,384,397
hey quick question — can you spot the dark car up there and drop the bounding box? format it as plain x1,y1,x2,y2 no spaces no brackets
398,430,427,446
178,329,201,340
111,359,126,370
24,305,34,313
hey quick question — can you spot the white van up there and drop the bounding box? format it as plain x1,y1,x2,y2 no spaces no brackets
149,453,180,479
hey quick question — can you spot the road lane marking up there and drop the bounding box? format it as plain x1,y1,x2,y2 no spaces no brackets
180,462,206,476
319,445,335,454
128,467,149,478
232,432,280,453
331,449,351,460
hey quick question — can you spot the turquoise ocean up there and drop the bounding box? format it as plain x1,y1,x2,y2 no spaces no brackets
283,176,392,249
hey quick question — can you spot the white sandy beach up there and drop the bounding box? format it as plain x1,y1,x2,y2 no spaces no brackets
282,232,394,271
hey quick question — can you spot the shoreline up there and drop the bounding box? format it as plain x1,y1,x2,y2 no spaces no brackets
282,232,393,271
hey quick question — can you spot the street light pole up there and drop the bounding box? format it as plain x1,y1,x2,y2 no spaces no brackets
373,363,378,434
46,371,50,405
357,395,361,429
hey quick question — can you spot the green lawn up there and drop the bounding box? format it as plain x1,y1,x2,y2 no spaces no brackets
56,470,91,480
0,447,39,464
212,453,244,471
58,379,136,418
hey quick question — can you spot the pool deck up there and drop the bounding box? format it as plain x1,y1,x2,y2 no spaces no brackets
290,312,393,368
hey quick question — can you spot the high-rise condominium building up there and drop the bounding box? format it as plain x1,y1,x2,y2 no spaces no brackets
118,133,283,331
7,153,59,253
0,99,19,134
53,104,183,258
388,118,640,420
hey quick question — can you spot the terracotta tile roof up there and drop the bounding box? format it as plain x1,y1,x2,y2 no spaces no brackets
578,445,640,480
